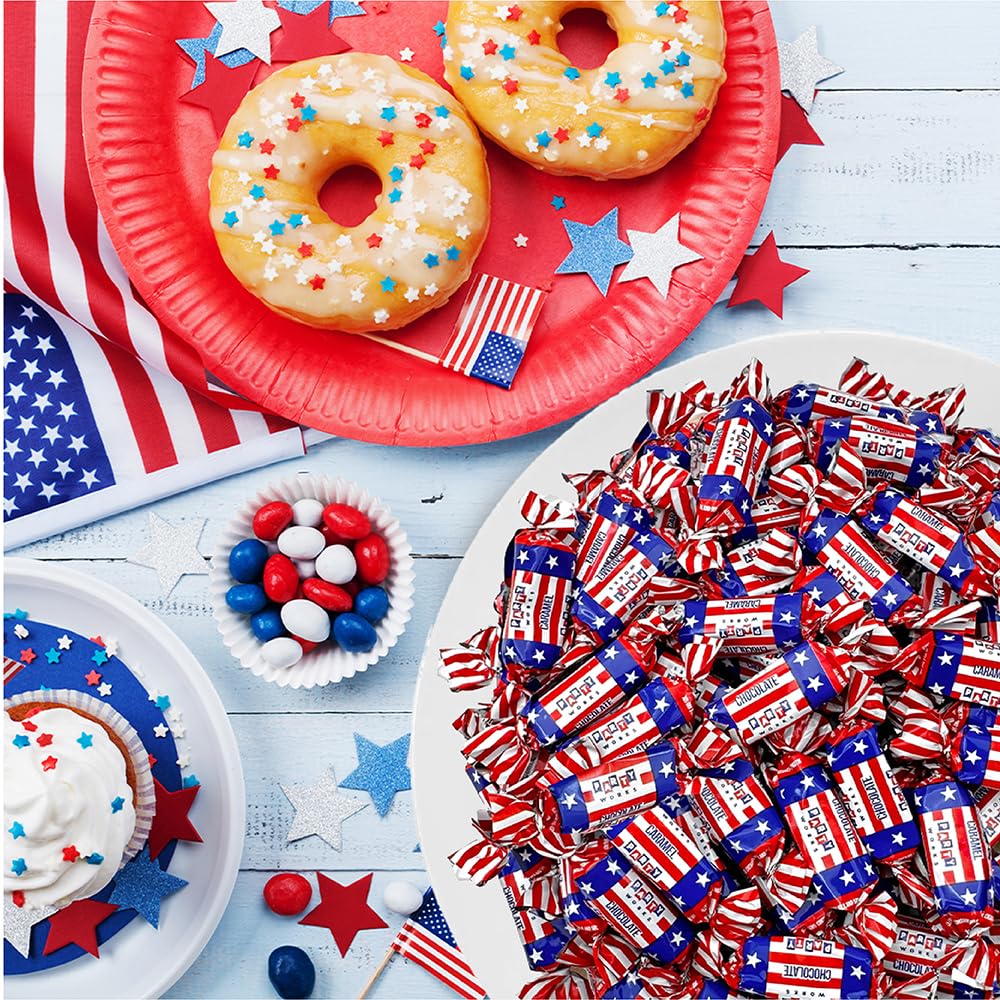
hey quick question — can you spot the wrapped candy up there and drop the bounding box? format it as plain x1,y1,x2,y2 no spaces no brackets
896,632,1000,708
732,936,874,999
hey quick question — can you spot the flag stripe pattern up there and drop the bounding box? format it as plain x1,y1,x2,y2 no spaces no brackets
391,888,486,1000
439,274,546,389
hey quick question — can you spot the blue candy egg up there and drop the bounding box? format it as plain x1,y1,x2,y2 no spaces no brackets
354,586,389,624
226,583,267,615
229,538,270,583
268,945,315,999
333,612,378,653
251,607,285,642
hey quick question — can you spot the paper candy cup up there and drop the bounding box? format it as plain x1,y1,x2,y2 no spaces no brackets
210,474,415,688
4,688,156,864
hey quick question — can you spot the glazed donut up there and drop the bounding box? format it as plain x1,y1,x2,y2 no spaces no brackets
442,1,726,180
209,54,490,333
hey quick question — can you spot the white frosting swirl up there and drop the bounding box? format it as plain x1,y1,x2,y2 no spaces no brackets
4,708,136,909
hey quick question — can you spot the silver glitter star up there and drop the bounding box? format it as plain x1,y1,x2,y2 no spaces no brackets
778,26,843,112
281,770,367,852
129,512,207,596
618,214,703,299
205,0,281,64
4,897,57,958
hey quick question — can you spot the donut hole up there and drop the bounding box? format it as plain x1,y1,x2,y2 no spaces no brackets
556,7,619,70
317,164,384,228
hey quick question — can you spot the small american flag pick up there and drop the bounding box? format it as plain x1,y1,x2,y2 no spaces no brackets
390,888,487,1000
439,274,547,390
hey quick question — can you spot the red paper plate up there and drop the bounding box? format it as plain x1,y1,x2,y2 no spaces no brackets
83,1,778,446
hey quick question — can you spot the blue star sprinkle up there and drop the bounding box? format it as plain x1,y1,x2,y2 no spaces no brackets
9,822,25,840
182,774,201,789
109,846,188,929
460,65,475,80
341,733,411,817
269,220,286,235
380,276,397,293
86,853,104,866
250,184,265,200
13,610,29,619
434,105,450,118
677,51,691,67
237,131,254,148
500,43,516,60
555,207,634,296
389,166,404,182
605,71,621,87
432,19,446,36
12,734,29,749
11,858,26,876
681,82,695,98
536,130,552,148
300,105,317,122
551,195,566,210
45,648,61,664
661,59,675,76
642,72,658,88
380,106,397,122
586,121,604,138
111,797,125,814
423,253,440,268
223,210,239,228
656,1,670,15
563,67,580,80
288,212,304,228
91,648,108,665
446,245,460,261
77,732,94,749
155,695,171,711
388,188,402,203
175,23,255,90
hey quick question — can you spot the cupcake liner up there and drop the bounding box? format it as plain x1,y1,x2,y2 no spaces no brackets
4,688,156,863
209,474,415,688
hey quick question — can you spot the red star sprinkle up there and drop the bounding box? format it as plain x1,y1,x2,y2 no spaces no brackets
727,232,810,319
309,275,326,290
366,0,390,12
508,4,522,20
502,77,519,95
554,127,570,143
299,873,387,956
12,891,24,907
43,899,119,958
695,106,710,122
482,38,497,55
291,92,306,109
419,139,436,155
177,55,258,137
674,6,688,22
776,93,824,163
263,164,280,179
90,636,104,646
366,233,382,249
527,29,540,44
377,129,394,147
21,720,37,732
614,88,630,103
286,116,303,132
409,153,426,169
271,4,350,63
148,754,157,766
63,845,80,863
148,778,203,860
298,242,314,257
36,733,53,747
414,112,432,128
84,669,101,686
41,755,58,771
260,138,275,155
20,648,36,664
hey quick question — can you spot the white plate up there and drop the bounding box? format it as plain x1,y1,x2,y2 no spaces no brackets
3,558,245,1000
412,331,1000,1000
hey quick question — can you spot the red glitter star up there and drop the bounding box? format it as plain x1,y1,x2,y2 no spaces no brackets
36,733,53,747
554,127,570,143
419,139,436,155
614,88,630,103
298,242,314,257
19,648,36,664
409,153,426,169
727,232,810,318
260,138,275,155
271,5,350,63
291,92,306,108
377,129,394,147
502,77,519,95
178,55,258,137
299,873,387,956
482,38,497,55
41,755,58,771
776,94,824,163
286,116,303,132
84,668,101,686
43,899,119,958
309,275,326,290
263,164,280,179
527,29,540,44
508,4,523,20
63,845,80,863
414,112,432,128
674,6,688,22
366,233,382,249
148,778,203,860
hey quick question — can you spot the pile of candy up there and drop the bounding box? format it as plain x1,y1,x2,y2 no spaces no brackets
438,358,1000,999
225,498,391,667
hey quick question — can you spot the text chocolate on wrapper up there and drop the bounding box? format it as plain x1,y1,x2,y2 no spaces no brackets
436,357,1000,1000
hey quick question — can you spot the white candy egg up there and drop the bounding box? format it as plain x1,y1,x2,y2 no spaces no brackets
260,636,304,669
292,497,325,527
280,599,331,643
315,544,357,585
277,525,325,560
383,880,424,916
293,558,316,579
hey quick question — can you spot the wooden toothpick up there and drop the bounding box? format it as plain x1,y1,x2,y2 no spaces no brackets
357,944,395,1000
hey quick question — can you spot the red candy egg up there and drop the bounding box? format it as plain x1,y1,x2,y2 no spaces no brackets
253,501,294,541
302,578,353,612
355,533,390,584
263,873,312,916
262,554,299,604
319,522,348,547
293,636,320,654
322,503,371,541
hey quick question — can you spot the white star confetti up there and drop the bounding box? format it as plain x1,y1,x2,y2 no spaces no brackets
205,0,281,64
4,898,57,958
128,512,207,596
281,770,366,851
778,25,843,112
618,214,703,298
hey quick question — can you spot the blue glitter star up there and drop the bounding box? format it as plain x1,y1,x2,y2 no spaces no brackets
605,71,621,87
237,131,254,148
277,0,365,27
9,821,25,839
563,67,580,80
341,733,411,817
45,648,61,664
92,648,108,665
500,43,516,60
380,106,397,122
77,732,94,749
223,210,239,228
388,188,402,203
586,121,604,138
536,130,552,148
551,195,566,210
460,65,475,80
389,166,404,182
288,213,304,228
300,105,317,122
111,797,125,814
423,253,440,268
176,23,255,90
12,734,29,748
270,220,286,235
641,71,658,88
681,82,694,98
380,275,397,293
11,858,26,876
555,207,633,296
446,245,460,261
250,184,266,200
109,845,188,929
434,105,450,118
